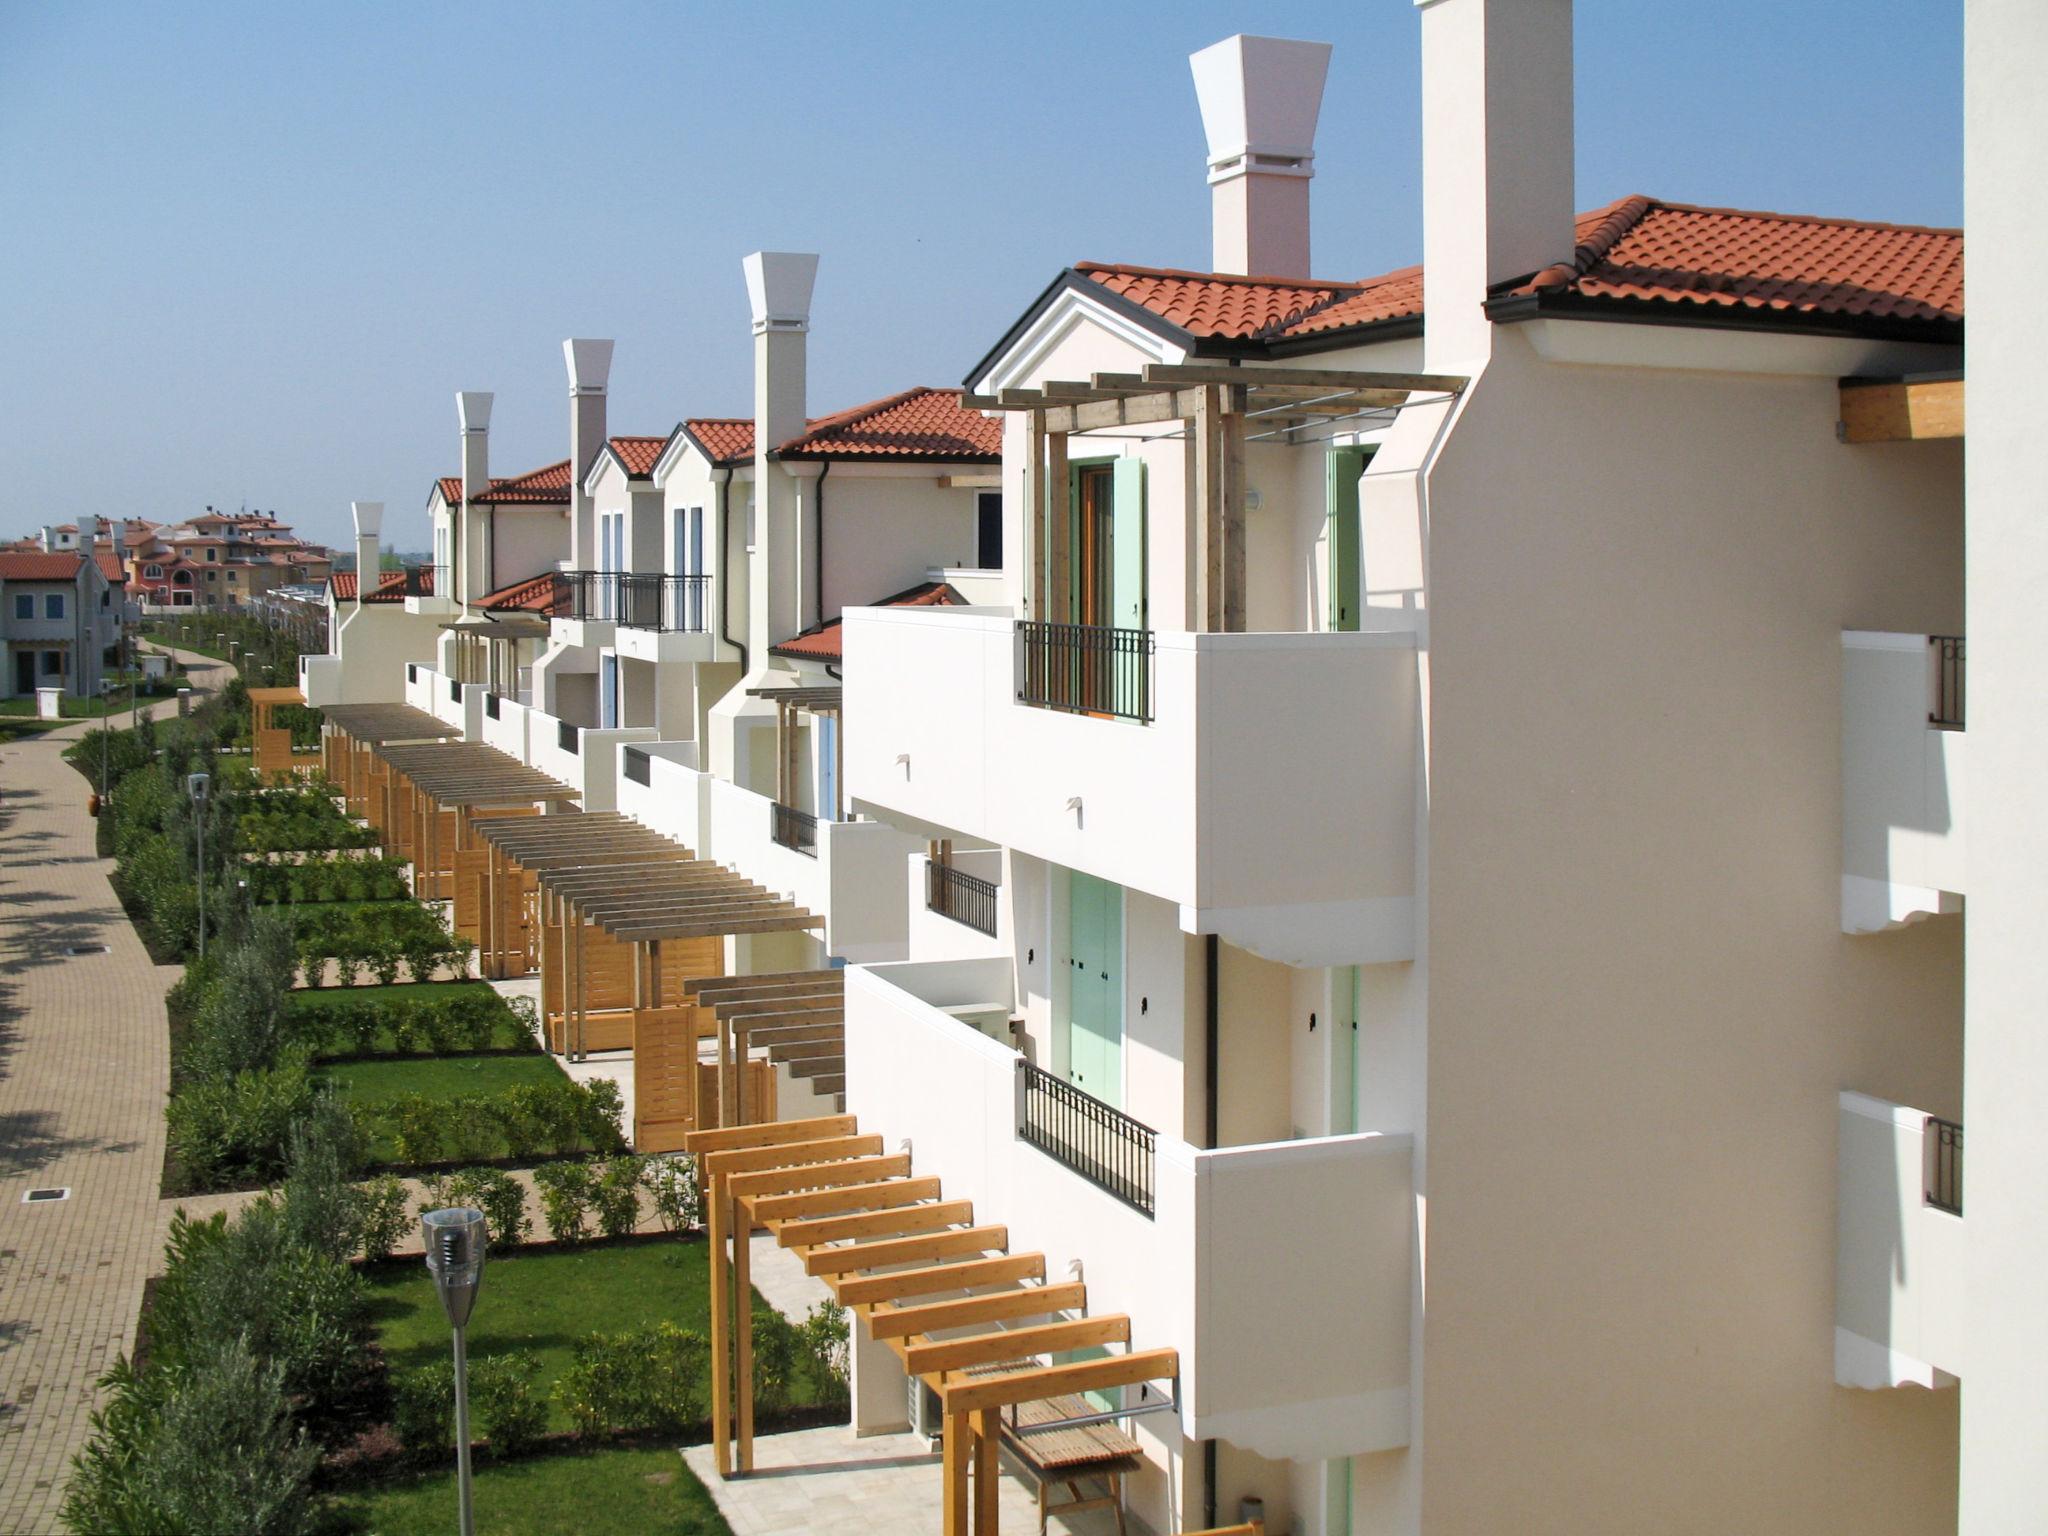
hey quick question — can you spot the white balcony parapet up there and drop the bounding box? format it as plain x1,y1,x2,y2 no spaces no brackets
300,654,341,707
1841,631,1966,932
1835,1090,1965,1389
525,709,654,813
844,607,1418,968
846,958,1414,1462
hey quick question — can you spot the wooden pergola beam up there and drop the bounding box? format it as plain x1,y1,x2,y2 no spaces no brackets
773,1199,974,1250
700,1134,883,1180
724,1152,912,1200
684,969,842,999
747,1175,942,1225
802,1224,1009,1278
904,1314,1131,1379
866,1280,1087,1341
833,1252,1047,1308
681,1113,855,1156
939,1347,1179,1416
1839,373,1964,442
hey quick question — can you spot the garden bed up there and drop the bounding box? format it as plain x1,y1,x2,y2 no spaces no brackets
311,1054,618,1168
325,1444,734,1535
291,981,537,1056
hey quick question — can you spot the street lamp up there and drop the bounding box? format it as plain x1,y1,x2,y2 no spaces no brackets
97,678,111,794
422,1206,488,1536
187,771,209,957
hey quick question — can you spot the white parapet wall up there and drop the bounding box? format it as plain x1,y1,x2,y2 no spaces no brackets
1835,1090,1966,1389
480,693,533,764
845,957,1414,1504
844,606,1418,967
1841,631,1967,932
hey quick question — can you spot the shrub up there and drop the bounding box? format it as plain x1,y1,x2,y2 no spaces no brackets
165,1056,319,1191
392,1360,454,1454
355,1175,411,1262
750,1309,797,1417
532,1160,593,1245
386,1096,446,1165
472,1351,547,1457
642,1155,701,1235
592,1155,646,1239
507,995,541,1048
578,1079,628,1153
181,912,300,1081
275,1096,365,1262
797,1301,851,1391
368,942,403,989
552,1322,708,1438
61,1344,320,1536
423,1167,530,1251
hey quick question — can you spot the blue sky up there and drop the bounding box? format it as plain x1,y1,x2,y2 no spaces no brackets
0,1,1961,552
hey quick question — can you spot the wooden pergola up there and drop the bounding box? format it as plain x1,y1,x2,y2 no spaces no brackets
965,361,1464,633
684,1114,1181,1536
318,702,463,819
248,685,319,780
366,739,579,904
744,682,844,824
439,615,549,693
467,814,825,1148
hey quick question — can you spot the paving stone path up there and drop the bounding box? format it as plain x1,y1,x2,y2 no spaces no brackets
0,646,225,1533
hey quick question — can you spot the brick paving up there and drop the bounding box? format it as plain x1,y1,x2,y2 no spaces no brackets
0,647,225,1533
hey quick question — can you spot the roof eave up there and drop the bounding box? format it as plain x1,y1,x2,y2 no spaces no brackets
1484,288,1964,347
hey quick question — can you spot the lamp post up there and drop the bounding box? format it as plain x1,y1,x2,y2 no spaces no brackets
187,771,209,957
422,1207,488,1536
97,678,110,794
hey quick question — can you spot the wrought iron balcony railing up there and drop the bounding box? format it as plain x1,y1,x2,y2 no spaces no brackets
926,859,998,937
771,801,818,857
619,573,713,633
1018,1059,1155,1217
1016,620,1154,723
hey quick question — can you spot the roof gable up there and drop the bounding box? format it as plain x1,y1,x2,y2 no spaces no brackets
777,388,1001,463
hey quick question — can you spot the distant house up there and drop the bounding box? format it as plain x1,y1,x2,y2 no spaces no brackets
0,531,116,699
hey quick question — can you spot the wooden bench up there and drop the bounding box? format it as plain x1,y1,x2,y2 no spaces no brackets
990,1387,1141,1536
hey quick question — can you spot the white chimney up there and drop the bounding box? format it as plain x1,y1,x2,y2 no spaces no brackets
564,340,613,575
455,392,492,608
40,524,55,552
1418,0,1576,366
351,501,383,609
1190,35,1332,277
109,518,126,590
743,252,817,656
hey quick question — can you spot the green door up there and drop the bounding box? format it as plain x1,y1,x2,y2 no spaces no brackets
1327,446,1368,632
1065,870,1123,1106
1111,457,1146,632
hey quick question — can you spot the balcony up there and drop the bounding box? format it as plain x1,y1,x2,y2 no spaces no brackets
1835,1091,1964,1389
844,606,1418,967
847,957,1414,1460
1842,632,1968,932
614,573,726,666
524,706,654,813
401,563,456,617
770,801,819,857
926,858,999,938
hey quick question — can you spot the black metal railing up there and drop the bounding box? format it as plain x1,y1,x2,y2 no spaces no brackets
1929,635,1965,730
624,746,651,787
418,564,444,598
771,802,818,857
1926,1116,1963,1215
485,694,501,721
557,570,626,622
927,860,998,937
448,677,461,703
406,663,417,683
1016,620,1154,723
1018,1059,1155,1217
620,573,713,632
558,719,579,755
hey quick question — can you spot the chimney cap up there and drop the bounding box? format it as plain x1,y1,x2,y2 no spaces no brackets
456,392,494,432
1190,34,1332,182
351,501,384,537
743,251,819,335
564,339,614,395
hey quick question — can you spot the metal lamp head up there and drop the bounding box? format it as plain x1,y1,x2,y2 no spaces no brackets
186,771,209,802
421,1206,488,1329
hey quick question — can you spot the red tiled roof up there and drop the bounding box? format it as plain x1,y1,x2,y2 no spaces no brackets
681,418,755,466
1498,195,1964,328
1075,196,1962,345
330,572,358,601
474,460,572,505
93,552,125,581
437,476,465,505
778,388,1002,462
479,571,562,616
769,580,964,662
0,552,84,580
609,436,668,478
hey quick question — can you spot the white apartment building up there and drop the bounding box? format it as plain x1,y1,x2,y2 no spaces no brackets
824,6,1975,1533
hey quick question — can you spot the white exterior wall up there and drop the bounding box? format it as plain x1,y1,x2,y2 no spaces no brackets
814,466,982,616
1959,2,2048,1530
1841,632,1968,931
489,504,568,593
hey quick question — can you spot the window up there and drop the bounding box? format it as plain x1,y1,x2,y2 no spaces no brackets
40,650,61,677
206,570,216,582
100,590,109,608
672,506,707,576
44,593,64,620
145,563,162,578
976,491,1003,570
206,548,218,561
12,594,29,621
227,569,238,582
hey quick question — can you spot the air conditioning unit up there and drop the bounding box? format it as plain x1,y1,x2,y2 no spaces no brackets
907,1372,943,1444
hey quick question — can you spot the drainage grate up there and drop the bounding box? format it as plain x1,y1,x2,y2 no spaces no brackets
62,945,109,957
23,1187,70,1204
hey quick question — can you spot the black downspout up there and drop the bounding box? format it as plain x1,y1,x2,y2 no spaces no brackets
813,460,831,630
1201,930,1220,1531
717,467,747,675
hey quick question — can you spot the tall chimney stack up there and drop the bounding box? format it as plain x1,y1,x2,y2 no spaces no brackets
1418,0,1576,366
351,502,383,610
1190,35,1332,277
743,252,818,658
564,340,614,576
456,392,492,608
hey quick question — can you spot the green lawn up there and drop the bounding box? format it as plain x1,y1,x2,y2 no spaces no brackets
312,1053,569,1161
292,981,504,1015
365,1238,733,1433
327,1445,733,1535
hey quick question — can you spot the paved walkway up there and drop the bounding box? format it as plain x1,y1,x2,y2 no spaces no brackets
0,646,226,1533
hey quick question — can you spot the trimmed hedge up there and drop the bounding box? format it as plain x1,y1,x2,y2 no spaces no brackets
355,1078,627,1169
299,989,538,1058
245,854,410,905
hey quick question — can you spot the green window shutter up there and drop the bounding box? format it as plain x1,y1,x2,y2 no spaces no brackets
1111,457,1147,632
1327,447,1367,632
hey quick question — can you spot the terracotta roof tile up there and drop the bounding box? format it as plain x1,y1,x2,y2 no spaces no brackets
0,552,85,580
437,476,465,505
778,387,1001,462
330,572,359,601
682,419,755,466
93,552,126,581
769,580,964,662
479,571,562,616
1080,196,1962,345
609,436,668,478
474,460,572,505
